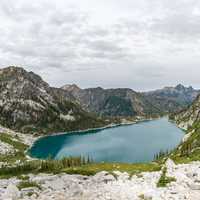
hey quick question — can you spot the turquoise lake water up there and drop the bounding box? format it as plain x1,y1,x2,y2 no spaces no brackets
29,118,184,163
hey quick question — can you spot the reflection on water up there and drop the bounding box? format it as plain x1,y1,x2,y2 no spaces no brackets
29,118,184,163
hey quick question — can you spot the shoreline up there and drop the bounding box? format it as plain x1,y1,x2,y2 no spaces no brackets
32,116,157,139
27,116,163,159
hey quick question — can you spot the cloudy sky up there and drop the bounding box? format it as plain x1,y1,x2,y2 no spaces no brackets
0,0,200,91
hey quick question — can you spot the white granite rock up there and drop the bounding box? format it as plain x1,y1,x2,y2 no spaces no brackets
2,184,20,200
1,160,200,199
165,158,176,173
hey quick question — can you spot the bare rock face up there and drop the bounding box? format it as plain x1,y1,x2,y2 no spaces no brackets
2,184,20,200
61,84,199,117
165,159,176,173
0,66,106,135
143,84,199,114
61,86,144,117
91,171,116,183
173,94,200,129
2,161,200,200
171,92,200,158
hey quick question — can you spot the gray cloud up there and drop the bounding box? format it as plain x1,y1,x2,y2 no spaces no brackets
0,0,200,90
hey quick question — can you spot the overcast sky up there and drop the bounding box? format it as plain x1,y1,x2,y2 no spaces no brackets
0,0,200,91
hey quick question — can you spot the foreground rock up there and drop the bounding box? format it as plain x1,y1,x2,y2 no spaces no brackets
1,160,200,200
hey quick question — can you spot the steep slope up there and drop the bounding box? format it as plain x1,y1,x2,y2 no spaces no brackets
143,84,199,114
61,85,162,117
170,94,200,162
61,84,199,117
0,66,106,134
171,94,200,130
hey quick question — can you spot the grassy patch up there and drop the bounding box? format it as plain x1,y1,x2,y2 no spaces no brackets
17,181,41,190
0,133,161,178
0,133,28,164
0,151,27,164
0,159,161,179
0,161,39,179
157,167,176,187
62,162,161,176
171,148,200,164
138,194,146,200
17,175,29,180
0,133,28,151
0,157,93,178
170,126,200,164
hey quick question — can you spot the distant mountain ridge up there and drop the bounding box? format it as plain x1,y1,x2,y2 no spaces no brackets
0,66,198,135
61,83,199,117
143,84,199,113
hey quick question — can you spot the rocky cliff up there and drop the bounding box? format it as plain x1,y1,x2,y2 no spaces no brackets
61,85,161,117
0,66,106,134
0,66,198,135
170,92,200,162
61,84,199,117
143,84,199,114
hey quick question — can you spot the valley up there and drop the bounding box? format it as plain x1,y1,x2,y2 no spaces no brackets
0,66,198,135
0,66,200,199
29,118,184,163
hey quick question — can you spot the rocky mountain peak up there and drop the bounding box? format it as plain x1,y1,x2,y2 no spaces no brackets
0,66,25,73
0,66,49,89
175,84,186,91
188,86,194,91
61,84,81,92
0,66,106,134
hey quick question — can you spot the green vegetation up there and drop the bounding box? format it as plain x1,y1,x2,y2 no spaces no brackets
0,151,27,163
1,99,108,135
0,157,161,179
154,149,171,161
17,175,29,180
17,181,41,190
0,157,93,178
157,167,176,187
63,162,161,177
0,131,162,179
0,133,28,151
138,194,145,199
102,96,136,116
169,122,200,164
0,133,28,164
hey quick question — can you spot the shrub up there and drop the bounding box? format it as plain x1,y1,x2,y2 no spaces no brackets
157,167,176,187
17,181,41,190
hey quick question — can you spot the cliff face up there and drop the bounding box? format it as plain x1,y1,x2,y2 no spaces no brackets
61,85,163,117
172,94,200,130
61,84,199,117
143,84,199,114
0,67,106,134
0,66,198,135
170,93,200,162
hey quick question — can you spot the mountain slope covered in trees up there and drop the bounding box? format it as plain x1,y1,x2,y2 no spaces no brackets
61,84,199,117
0,66,198,135
170,93,200,162
0,67,107,134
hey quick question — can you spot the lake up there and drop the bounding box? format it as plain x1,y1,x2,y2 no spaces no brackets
29,118,184,163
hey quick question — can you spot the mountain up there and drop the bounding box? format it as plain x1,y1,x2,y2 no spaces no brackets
143,84,199,113
0,66,198,135
170,93,200,162
0,66,107,134
61,85,164,117
171,92,200,130
61,84,199,117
